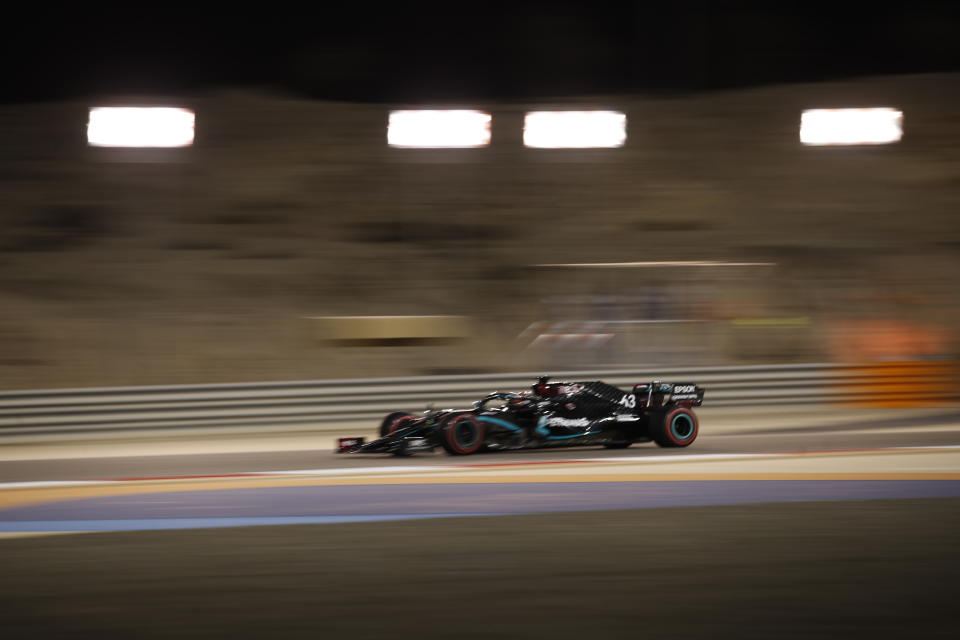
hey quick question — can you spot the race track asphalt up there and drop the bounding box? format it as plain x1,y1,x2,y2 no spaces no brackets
1,408,958,638
2,499,958,639
3,415,960,482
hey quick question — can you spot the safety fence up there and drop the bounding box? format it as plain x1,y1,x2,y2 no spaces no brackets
0,362,956,437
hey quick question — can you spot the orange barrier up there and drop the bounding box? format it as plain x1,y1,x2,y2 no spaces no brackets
837,360,959,408
826,319,957,407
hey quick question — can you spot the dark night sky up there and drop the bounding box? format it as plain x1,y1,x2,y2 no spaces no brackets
4,2,960,104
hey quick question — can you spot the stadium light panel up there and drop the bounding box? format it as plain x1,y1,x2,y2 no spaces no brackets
523,111,626,148
387,110,491,148
87,107,195,147
800,108,903,146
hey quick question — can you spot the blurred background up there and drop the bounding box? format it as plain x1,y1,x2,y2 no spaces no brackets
3,8,960,638
1,2,959,389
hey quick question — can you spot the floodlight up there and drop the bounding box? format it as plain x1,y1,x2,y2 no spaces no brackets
524,111,626,148
387,110,491,148
87,107,195,147
800,108,903,146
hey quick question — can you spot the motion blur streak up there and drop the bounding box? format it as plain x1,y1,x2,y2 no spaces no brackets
387,109,491,147
86,107,195,147
523,111,626,148
799,107,903,145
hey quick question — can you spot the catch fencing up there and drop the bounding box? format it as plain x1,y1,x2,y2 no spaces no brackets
0,362,956,437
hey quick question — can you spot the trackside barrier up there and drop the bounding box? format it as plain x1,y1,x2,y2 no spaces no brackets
837,361,959,408
0,363,956,437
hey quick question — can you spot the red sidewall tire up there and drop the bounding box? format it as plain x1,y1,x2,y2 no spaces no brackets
652,407,699,447
379,412,416,437
440,414,486,455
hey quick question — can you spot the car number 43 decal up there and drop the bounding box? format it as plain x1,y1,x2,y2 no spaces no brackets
619,394,637,408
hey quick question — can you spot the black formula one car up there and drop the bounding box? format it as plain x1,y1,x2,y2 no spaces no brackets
336,375,705,456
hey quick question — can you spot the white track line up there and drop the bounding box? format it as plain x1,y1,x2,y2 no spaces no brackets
1,446,958,491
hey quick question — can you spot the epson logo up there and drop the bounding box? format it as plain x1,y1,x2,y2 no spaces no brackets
548,417,590,428
673,385,696,394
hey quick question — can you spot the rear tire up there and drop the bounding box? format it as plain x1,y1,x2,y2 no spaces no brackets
379,411,417,437
648,406,699,448
439,413,486,455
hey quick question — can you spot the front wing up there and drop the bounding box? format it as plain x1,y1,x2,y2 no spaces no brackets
336,423,437,455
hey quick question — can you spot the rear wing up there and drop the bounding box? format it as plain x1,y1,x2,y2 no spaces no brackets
632,382,705,408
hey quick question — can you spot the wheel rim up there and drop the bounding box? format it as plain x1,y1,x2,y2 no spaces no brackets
670,413,695,441
453,417,480,447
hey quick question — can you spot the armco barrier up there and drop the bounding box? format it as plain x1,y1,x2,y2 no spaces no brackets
0,363,956,437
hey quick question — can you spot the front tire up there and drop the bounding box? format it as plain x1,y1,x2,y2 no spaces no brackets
439,413,486,455
379,411,417,437
648,406,699,448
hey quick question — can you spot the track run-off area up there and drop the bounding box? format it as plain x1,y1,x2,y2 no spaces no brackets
3,404,959,639
2,405,959,534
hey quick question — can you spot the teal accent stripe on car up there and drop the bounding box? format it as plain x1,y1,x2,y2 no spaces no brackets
536,416,550,436
478,415,584,440
477,416,522,431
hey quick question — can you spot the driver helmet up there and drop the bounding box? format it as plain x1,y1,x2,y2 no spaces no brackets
533,375,553,397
